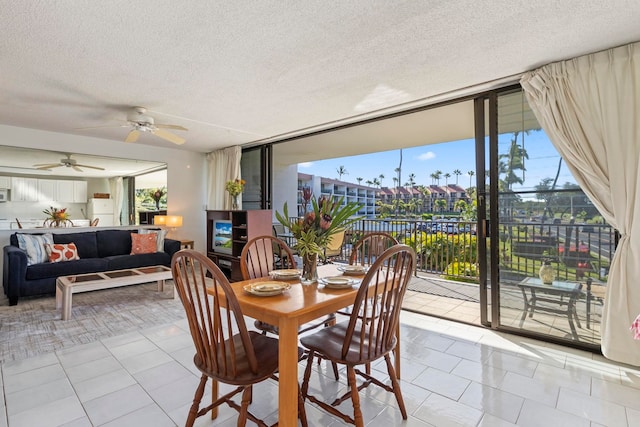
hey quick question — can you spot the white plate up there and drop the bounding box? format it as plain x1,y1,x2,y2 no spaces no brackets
269,269,301,280
337,265,368,275
243,281,291,296
320,276,358,289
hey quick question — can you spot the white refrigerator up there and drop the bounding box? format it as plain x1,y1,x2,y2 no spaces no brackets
87,198,115,226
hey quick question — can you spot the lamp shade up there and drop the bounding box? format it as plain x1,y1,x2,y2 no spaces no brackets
165,215,183,228
153,215,167,225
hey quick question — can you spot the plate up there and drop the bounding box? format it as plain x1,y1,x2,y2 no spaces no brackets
243,281,291,296
320,276,359,289
269,269,301,280
337,265,368,275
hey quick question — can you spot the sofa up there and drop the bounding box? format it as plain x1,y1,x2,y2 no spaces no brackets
2,229,181,305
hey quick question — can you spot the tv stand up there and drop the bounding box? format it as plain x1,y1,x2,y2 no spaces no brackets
206,209,272,281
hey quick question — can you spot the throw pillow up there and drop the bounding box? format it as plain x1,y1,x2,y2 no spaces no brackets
45,243,80,263
16,233,54,265
131,233,157,255
138,228,166,253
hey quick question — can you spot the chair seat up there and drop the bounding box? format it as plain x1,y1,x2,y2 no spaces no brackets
300,322,396,366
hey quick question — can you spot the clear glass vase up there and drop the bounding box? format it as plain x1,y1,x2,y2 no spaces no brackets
301,253,318,285
232,195,239,210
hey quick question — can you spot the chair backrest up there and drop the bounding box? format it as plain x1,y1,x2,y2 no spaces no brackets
171,249,260,381
349,232,398,267
240,235,297,280
324,229,346,258
343,244,415,361
90,218,100,227
15,218,22,229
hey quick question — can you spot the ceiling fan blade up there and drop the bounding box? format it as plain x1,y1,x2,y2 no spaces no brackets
33,163,62,169
152,128,186,145
72,166,83,172
75,163,105,171
74,123,129,130
125,130,140,143
155,124,188,131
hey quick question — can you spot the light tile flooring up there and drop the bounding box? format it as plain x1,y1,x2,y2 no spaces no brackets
2,310,639,427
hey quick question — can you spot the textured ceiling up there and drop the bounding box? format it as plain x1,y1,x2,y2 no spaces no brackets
1,1,639,154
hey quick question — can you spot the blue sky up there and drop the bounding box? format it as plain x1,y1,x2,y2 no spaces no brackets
298,131,577,193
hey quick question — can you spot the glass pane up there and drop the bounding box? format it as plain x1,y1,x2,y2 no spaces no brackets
496,90,611,347
241,147,262,209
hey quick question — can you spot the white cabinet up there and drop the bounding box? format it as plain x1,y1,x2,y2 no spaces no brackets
56,180,87,203
38,179,57,201
11,177,38,201
0,176,10,189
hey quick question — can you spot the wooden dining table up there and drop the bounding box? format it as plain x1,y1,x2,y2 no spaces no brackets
206,263,372,426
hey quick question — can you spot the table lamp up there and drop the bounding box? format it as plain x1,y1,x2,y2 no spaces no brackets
153,215,166,225
165,215,183,237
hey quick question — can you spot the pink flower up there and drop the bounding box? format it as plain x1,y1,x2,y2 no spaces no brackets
320,214,332,230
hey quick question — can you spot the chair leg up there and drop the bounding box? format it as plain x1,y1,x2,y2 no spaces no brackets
298,383,308,427
384,354,407,419
186,375,208,427
239,386,251,426
301,350,315,399
346,366,364,427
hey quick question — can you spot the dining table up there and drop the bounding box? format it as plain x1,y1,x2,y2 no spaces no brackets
206,262,399,426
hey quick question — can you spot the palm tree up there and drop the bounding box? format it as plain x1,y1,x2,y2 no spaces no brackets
434,170,442,186
429,172,438,185
365,179,373,186
453,169,462,185
336,165,348,180
378,174,385,187
406,173,416,189
392,177,399,187
443,172,451,186
435,198,447,213
356,177,363,185
372,177,381,188
468,170,475,188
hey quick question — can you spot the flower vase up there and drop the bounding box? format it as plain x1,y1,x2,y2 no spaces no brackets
539,260,556,285
232,195,239,210
155,200,160,210
301,253,318,285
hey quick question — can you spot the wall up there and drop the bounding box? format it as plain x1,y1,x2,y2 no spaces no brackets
0,125,208,289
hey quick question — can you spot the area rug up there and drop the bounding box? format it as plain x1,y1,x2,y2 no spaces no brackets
0,281,185,363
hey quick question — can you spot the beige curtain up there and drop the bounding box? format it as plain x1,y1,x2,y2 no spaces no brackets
521,42,640,365
108,177,123,225
207,145,242,210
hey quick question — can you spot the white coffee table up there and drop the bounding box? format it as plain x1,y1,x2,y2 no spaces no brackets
56,265,174,320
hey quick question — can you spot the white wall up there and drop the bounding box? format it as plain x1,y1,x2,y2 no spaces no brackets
0,125,208,288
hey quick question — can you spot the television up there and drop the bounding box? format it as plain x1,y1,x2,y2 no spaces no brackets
212,219,233,254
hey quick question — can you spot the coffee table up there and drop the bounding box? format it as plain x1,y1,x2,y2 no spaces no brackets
56,265,173,320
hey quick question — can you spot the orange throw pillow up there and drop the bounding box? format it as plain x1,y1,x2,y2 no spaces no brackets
131,233,157,255
45,243,80,263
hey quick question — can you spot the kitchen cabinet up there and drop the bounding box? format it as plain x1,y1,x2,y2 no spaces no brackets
0,176,10,189
38,179,57,201
57,180,87,203
11,177,38,201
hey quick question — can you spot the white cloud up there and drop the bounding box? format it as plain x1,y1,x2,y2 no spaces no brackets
299,162,313,168
417,151,436,161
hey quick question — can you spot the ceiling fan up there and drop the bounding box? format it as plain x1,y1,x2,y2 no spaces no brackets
124,106,187,145
33,154,105,172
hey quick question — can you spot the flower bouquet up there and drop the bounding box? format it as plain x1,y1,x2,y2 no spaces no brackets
276,193,362,283
43,206,70,227
150,188,165,210
226,178,246,209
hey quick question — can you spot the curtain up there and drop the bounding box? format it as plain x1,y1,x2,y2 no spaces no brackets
109,177,124,225
207,145,242,210
521,42,640,365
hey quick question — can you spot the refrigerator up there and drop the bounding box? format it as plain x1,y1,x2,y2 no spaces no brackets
87,198,115,226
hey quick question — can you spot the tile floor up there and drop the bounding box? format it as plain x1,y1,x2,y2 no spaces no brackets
2,310,639,427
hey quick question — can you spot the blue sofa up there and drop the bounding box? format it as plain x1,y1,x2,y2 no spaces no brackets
2,229,181,305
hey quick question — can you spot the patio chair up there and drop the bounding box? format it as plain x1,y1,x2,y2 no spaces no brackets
171,249,307,427
300,244,416,427
323,229,346,263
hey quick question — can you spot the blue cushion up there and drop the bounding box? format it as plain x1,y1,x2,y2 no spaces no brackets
16,233,54,265
54,232,99,259
96,230,135,257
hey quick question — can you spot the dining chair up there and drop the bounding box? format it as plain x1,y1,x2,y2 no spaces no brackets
14,218,22,229
90,218,99,227
171,249,308,427
349,231,398,267
300,244,416,427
